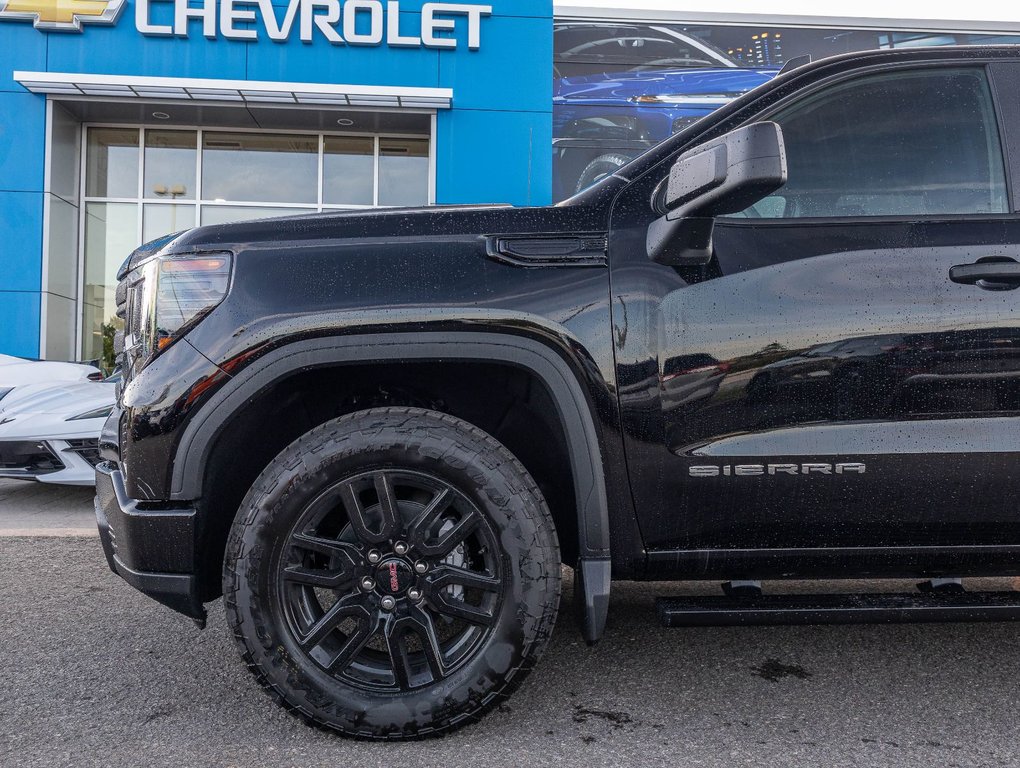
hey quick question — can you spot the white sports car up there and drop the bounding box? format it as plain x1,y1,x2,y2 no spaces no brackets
0,354,103,405
0,379,116,486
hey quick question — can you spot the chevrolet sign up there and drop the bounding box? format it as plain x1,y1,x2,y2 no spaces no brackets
137,0,490,47
2,0,492,49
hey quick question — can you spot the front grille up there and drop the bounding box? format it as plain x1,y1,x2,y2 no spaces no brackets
115,278,130,368
115,278,128,317
0,441,65,475
127,282,144,338
116,271,147,380
65,438,102,468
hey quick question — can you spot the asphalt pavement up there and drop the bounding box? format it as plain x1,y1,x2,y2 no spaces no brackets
0,479,98,536
2,481,1020,767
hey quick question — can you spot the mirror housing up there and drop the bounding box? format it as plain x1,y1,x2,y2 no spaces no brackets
647,121,787,266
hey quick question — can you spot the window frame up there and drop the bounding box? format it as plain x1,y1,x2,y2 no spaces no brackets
76,121,436,359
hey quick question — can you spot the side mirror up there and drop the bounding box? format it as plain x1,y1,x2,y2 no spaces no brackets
647,121,787,266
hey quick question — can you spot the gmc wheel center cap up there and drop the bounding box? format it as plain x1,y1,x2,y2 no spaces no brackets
377,559,413,595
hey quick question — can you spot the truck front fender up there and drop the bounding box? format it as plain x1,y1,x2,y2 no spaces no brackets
171,331,613,642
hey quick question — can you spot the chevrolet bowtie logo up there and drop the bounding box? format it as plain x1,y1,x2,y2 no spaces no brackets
0,0,124,31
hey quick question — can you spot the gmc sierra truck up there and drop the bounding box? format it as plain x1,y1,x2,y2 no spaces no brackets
96,46,1020,739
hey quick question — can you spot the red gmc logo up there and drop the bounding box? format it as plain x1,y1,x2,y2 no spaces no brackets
388,562,400,592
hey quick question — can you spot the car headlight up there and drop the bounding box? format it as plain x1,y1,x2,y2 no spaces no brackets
66,405,114,421
630,93,741,105
0,387,12,404
130,252,232,363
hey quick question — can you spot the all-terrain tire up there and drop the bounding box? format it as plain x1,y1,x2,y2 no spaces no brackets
223,407,561,740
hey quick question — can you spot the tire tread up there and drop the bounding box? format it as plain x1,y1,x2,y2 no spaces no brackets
222,406,560,740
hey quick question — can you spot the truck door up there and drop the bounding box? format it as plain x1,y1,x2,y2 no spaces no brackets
610,62,1020,557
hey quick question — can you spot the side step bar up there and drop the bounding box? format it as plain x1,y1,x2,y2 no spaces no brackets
656,592,1020,627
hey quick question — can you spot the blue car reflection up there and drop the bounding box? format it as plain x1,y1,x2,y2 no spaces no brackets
553,22,778,196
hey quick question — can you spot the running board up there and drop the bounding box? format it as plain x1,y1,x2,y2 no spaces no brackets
656,592,1020,627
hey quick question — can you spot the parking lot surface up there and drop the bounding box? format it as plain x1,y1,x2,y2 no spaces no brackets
2,482,1020,768
0,479,98,536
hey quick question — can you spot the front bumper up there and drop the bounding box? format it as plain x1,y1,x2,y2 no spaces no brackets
94,460,206,623
0,438,99,485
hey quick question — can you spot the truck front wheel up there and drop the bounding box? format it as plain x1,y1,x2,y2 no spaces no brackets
222,407,560,739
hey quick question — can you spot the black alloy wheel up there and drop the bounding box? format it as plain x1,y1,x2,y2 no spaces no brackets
224,407,561,739
277,468,503,692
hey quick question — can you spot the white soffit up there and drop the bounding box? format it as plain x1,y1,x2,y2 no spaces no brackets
13,72,453,109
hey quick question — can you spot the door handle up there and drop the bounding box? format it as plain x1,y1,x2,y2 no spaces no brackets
949,256,1020,290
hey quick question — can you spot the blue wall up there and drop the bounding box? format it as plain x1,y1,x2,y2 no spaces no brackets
0,0,552,357
0,22,47,357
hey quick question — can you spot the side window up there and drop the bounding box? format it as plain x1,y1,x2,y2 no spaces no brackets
739,68,1008,218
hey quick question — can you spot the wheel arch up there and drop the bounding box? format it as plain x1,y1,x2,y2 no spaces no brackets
173,331,613,642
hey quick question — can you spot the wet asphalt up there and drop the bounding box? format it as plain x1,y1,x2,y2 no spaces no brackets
3,534,1020,768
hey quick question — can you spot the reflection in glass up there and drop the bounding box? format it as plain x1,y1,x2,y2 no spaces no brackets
553,23,733,79
323,136,375,206
82,203,137,364
77,128,432,365
738,69,1008,218
86,128,139,198
143,203,196,242
200,206,316,226
379,138,429,206
144,130,197,201
202,132,318,204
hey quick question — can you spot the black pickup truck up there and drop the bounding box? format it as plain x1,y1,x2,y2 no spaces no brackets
96,46,1020,739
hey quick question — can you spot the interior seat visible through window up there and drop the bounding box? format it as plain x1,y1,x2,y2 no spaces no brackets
733,67,1008,219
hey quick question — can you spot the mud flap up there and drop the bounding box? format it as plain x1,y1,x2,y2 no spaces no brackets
575,557,611,644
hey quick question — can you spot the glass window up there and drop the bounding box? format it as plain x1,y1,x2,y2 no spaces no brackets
80,126,431,365
143,203,196,241
144,130,197,201
81,203,137,364
553,23,732,78
379,138,429,207
200,205,317,226
741,68,1008,218
323,136,375,206
86,128,139,198
202,132,318,204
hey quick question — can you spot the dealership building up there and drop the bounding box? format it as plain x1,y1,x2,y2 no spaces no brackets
0,0,552,364
2,0,1019,365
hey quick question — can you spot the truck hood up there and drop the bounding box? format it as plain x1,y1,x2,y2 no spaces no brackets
127,201,614,271
554,67,778,104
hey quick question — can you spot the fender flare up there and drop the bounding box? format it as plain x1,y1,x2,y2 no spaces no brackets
172,331,612,642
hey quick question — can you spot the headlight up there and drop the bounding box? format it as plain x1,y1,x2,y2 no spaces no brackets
130,252,232,362
66,405,114,421
630,93,740,105
0,387,12,404
153,254,232,349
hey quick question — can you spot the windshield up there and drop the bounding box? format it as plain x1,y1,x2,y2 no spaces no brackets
554,23,736,79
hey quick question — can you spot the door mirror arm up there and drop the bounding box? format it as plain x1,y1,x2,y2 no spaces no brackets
647,216,716,267
647,121,787,266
